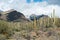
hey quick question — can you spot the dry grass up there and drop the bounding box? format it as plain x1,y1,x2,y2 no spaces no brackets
0,9,60,40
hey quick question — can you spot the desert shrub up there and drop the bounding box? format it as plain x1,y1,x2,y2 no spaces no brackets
0,20,14,37
0,20,8,33
0,34,7,40
55,18,60,27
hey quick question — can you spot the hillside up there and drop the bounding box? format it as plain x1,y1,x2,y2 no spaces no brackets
0,9,60,40
0,9,29,22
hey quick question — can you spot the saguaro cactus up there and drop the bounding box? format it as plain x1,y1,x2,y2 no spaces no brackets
33,16,37,30
53,9,56,25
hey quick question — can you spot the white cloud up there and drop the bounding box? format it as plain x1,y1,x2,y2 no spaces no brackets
22,5,60,18
0,2,4,10
8,0,14,3
0,0,13,11
0,0,60,18
20,1,60,18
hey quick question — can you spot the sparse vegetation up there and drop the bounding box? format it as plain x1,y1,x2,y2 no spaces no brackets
0,20,14,39
0,9,60,40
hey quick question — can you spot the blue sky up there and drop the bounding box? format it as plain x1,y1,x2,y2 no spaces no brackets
27,0,43,3
0,0,60,18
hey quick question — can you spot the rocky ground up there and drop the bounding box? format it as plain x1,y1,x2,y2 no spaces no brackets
7,28,60,40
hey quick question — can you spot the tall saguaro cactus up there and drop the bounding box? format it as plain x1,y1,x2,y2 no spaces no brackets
53,9,55,25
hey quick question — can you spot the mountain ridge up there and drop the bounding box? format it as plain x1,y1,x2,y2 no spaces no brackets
0,9,29,22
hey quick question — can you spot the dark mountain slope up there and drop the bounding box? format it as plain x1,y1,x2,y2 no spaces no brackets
30,14,49,21
0,9,29,22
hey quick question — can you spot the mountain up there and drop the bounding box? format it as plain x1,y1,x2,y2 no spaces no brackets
0,10,3,12
0,10,3,19
0,9,29,22
30,14,49,21
0,10,3,15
